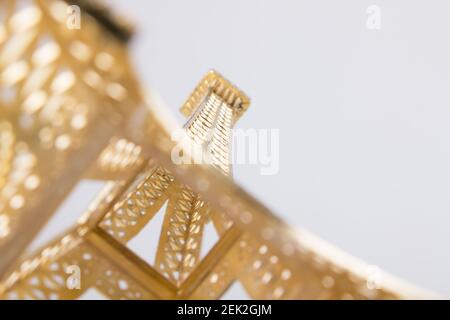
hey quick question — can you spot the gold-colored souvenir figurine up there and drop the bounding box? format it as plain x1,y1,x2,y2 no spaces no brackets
0,0,437,299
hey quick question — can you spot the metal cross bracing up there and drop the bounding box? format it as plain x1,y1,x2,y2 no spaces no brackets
0,0,437,300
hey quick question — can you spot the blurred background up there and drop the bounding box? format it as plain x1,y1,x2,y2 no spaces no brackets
32,0,450,298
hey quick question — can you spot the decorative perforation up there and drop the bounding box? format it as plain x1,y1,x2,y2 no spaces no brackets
180,70,250,123
99,164,174,242
0,0,142,274
155,184,208,284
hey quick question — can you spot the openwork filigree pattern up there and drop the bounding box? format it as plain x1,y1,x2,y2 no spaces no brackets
0,230,154,300
0,0,142,276
155,185,208,284
99,164,174,242
0,1,436,300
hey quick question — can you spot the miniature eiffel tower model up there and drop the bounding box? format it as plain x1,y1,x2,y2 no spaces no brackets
0,0,436,299
0,70,253,299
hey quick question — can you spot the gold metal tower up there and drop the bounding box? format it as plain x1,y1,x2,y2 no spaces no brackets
0,0,436,299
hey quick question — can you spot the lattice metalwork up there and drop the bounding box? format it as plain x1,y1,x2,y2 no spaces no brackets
0,0,437,300
0,0,143,277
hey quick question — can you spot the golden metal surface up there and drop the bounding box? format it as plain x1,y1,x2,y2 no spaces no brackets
0,0,147,278
0,1,438,300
